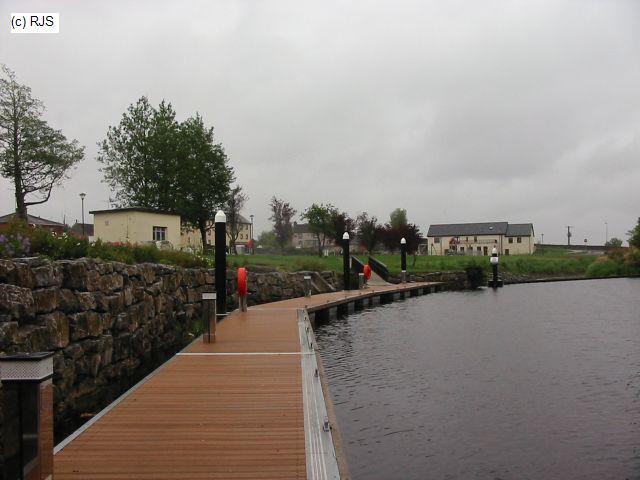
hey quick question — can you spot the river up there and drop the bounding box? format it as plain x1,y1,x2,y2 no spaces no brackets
314,278,640,479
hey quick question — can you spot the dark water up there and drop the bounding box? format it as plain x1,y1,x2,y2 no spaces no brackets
314,279,640,480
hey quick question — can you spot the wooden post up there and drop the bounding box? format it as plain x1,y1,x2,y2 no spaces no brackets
342,232,350,291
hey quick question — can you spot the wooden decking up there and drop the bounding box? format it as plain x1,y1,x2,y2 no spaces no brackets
54,282,440,479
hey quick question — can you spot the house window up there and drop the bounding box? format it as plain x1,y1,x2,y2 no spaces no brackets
474,236,478,242
153,226,167,241
509,238,513,244
434,237,440,244
483,246,488,256
477,246,481,253
460,246,464,253
104,220,110,226
517,237,522,243
505,249,510,255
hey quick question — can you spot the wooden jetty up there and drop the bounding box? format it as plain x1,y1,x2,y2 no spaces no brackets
54,282,441,479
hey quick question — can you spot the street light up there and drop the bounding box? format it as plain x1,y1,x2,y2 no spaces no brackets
250,214,254,254
79,193,86,237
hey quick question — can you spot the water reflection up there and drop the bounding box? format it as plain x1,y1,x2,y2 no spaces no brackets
314,279,640,480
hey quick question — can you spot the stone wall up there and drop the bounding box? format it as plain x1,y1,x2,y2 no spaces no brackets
0,257,339,456
388,271,470,289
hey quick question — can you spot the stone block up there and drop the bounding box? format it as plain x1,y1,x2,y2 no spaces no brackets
0,283,35,320
57,289,80,312
38,311,70,349
69,311,102,340
32,287,59,313
76,292,97,311
0,321,19,350
32,264,62,287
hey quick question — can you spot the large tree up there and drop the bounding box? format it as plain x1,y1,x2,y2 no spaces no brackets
356,212,384,253
98,97,181,211
331,211,357,247
225,185,247,254
389,208,408,229
99,100,233,247
628,217,640,248
0,65,84,219
301,203,337,256
175,114,233,247
269,196,296,252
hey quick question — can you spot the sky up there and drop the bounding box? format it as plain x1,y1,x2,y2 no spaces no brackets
1,0,639,244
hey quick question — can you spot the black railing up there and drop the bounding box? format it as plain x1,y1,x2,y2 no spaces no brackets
368,256,390,281
351,256,365,274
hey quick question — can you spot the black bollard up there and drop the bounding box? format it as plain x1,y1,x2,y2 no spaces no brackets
400,237,407,283
343,232,350,290
490,247,499,288
215,210,227,316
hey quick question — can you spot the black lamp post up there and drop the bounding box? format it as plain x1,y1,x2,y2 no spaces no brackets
79,193,86,237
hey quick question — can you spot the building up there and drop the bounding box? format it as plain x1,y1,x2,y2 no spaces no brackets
0,212,66,235
90,208,181,247
292,222,319,249
181,214,253,251
70,222,94,239
426,222,535,256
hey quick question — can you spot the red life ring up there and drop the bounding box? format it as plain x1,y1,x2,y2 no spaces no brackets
363,264,372,281
237,267,248,297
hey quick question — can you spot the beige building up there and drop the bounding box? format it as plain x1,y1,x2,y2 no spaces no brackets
182,215,253,250
426,222,535,256
91,208,182,247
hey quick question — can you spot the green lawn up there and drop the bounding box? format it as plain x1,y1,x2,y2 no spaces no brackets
223,250,600,276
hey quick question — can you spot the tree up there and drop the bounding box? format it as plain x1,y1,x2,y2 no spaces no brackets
98,97,182,211
331,211,357,247
389,208,408,229
225,185,247,254
357,212,384,253
604,237,623,248
269,196,296,252
301,203,338,256
99,100,233,247
257,230,277,249
0,65,84,219
175,114,233,247
628,218,640,248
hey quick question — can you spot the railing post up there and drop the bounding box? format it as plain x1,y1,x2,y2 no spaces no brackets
358,272,364,289
304,275,312,297
342,232,350,291
0,352,54,480
400,237,407,284
202,292,217,343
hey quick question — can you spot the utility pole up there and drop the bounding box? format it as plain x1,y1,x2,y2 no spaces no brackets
605,222,608,244
566,226,572,246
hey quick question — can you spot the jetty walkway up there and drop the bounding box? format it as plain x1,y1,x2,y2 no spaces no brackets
54,282,441,479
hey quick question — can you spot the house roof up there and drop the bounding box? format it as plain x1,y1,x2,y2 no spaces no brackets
427,222,508,237
70,222,95,236
0,212,65,227
293,222,311,234
506,223,534,237
89,207,180,216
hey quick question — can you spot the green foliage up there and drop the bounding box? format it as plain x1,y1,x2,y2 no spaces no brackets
98,99,233,247
0,225,210,268
604,237,623,248
257,230,277,248
356,212,384,252
225,185,248,254
389,208,408,229
301,203,337,256
269,196,296,251
465,266,485,289
628,217,640,248
0,65,84,218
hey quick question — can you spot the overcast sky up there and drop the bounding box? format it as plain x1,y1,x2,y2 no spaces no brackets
2,0,639,244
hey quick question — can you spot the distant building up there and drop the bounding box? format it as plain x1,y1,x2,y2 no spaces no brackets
292,222,320,249
90,208,181,247
70,222,94,239
182,215,253,250
426,222,535,256
0,212,66,235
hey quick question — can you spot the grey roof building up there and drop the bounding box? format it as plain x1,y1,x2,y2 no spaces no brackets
426,222,535,255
